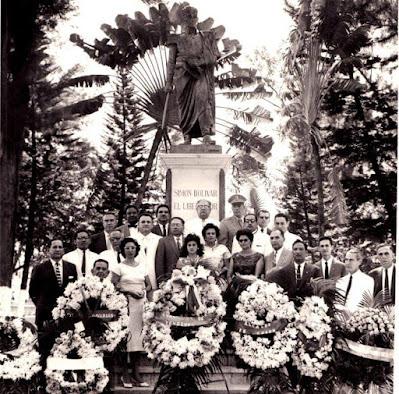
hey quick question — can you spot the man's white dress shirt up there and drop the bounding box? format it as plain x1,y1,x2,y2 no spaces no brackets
63,249,99,278
336,270,374,313
185,217,220,242
283,231,302,250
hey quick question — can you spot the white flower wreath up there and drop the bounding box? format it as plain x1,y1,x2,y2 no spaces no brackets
143,265,226,369
232,280,298,370
0,317,41,381
45,331,108,394
292,296,334,379
52,276,129,352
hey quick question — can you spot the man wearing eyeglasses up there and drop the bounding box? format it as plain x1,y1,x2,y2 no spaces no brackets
185,199,219,241
257,209,272,235
369,244,396,304
231,213,272,256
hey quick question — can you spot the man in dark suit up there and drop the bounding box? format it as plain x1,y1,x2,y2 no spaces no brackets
117,204,139,238
29,239,78,361
369,244,395,304
90,212,117,254
152,204,171,237
155,217,185,285
266,239,320,303
317,236,346,279
264,229,293,275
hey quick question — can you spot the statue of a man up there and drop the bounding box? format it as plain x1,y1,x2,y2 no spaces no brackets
165,5,221,145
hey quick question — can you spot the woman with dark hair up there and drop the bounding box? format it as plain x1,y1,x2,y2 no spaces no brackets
225,229,264,329
176,233,204,269
201,223,231,275
111,237,151,388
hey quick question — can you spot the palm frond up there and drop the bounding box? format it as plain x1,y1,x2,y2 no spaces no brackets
222,105,273,125
56,75,110,89
329,78,366,93
219,83,273,101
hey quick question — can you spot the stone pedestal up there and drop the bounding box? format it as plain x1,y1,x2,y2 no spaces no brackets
159,145,231,221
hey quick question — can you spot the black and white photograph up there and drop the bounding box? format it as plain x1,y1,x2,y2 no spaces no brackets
1,0,397,392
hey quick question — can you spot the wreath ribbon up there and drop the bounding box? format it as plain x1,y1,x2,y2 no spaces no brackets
155,313,214,327
336,338,394,363
46,356,104,370
234,318,288,335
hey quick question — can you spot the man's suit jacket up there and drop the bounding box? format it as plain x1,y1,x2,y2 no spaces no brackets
155,235,181,285
29,260,77,329
219,216,243,252
317,257,346,279
264,247,293,275
152,223,169,237
90,232,107,254
266,262,320,300
369,265,396,304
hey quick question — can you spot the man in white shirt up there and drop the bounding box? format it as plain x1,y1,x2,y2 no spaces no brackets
231,213,272,256
135,212,161,290
64,229,99,278
117,204,139,238
185,199,219,241
317,236,346,279
90,212,117,254
336,248,374,313
99,230,124,272
257,209,271,235
369,244,396,304
273,213,301,250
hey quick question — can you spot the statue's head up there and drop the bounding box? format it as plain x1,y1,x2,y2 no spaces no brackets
179,4,198,29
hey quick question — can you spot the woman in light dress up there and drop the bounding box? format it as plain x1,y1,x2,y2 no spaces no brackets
111,237,151,388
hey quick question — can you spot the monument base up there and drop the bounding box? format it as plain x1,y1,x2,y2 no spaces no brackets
160,147,230,221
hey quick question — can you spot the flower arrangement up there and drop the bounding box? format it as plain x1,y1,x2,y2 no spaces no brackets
0,317,41,383
52,275,129,352
143,265,226,369
143,266,226,393
45,330,109,393
231,280,298,370
292,296,333,379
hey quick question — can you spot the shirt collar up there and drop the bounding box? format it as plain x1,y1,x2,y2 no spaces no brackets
322,256,333,265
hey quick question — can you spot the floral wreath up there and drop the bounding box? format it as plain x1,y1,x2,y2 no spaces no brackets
143,265,226,369
52,276,129,352
0,316,41,381
45,331,108,393
231,280,298,370
292,296,333,379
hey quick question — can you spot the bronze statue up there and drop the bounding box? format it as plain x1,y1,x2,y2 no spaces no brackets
165,5,222,145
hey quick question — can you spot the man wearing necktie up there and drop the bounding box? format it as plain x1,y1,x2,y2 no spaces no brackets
152,204,171,237
29,239,77,363
369,244,396,304
64,229,100,278
316,236,346,280
99,229,124,272
155,217,185,285
90,212,117,253
266,240,320,305
336,248,374,313
264,229,293,275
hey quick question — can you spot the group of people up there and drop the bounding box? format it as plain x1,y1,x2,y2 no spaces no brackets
28,194,396,388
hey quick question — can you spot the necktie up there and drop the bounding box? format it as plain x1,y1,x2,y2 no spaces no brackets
344,275,353,303
261,228,264,233
324,261,329,279
272,250,277,265
81,250,86,276
55,262,62,286
384,268,390,295
162,225,166,237
117,252,121,263
296,264,301,282
176,237,181,251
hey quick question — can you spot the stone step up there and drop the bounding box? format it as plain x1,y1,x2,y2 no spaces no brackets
112,381,249,393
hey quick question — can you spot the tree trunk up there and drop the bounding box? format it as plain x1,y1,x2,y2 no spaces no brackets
119,74,127,226
21,128,38,290
311,135,325,236
298,169,312,245
136,126,164,206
